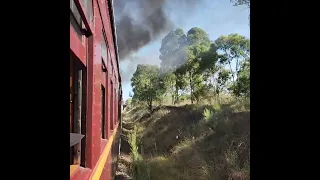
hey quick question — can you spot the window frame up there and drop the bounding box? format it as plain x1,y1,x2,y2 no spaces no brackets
71,0,93,37
70,0,94,66
110,80,114,131
108,49,112,75
110,60,114,76
70,53,87,168
101,60,108,139
101,29,108,66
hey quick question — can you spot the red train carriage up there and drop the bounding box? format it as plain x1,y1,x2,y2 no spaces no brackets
70,0,122,180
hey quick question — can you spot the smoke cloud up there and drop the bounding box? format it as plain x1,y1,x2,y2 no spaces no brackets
120,55,161,83
113,0,199,60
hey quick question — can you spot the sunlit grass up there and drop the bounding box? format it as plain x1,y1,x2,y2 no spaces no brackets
122,95,250,180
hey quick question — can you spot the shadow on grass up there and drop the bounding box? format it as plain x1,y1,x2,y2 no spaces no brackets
130,102,250,180
139,106,201,156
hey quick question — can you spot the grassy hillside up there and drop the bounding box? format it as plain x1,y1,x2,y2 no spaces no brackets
116,98,250,180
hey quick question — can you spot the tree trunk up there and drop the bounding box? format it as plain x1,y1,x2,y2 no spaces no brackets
172,94,175,105
175,83,179,105
148,100,152,111
189,71,193,104
228,61,235,83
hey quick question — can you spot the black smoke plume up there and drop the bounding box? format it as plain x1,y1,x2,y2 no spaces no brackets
113,0,198,60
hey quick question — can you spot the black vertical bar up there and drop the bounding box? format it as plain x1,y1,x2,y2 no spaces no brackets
101,85,106,139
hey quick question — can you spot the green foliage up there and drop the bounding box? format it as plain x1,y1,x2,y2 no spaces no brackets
203,108,214,121
125,25,250,180
159,28,188,71
128,125,151,180
215,34,250,82
203,103,221,123
229,59,250,97
173,27,213,104
131,64,165,110
159,28,189,104
187,27,211,47
212,103,221,112
131,29,250,108
215,34,250,97
128,125,141,162
124,102,250,180
199,44,219,73
161,72,176,104
216,68,231,96
125,98,132,109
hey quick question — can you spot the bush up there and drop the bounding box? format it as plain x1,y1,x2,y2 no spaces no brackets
128,125,150,180
212,103,221,112
203,108,213,121
128,125,141,162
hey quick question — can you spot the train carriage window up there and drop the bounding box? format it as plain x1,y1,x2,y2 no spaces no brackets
81,0,93,27
116,82,119,96
110,81,114,131
101,61,108,139
101,31,108,62
116,82,119,124
108,49,112,74
70,0,82,25
70,0,93,38
70,0,83,40
70,53,87,167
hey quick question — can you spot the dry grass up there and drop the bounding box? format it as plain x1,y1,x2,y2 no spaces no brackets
121,96,250,180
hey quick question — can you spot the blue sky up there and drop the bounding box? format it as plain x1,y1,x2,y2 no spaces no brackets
120,0,250,100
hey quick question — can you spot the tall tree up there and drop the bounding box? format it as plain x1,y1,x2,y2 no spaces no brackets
198,43,219,91
162,72,176,104
180,44,204,103
177,27,212,103
159,28,188,71
131,65,164,110
216,68,231,100
215,34,250,83
229,58,250,97
187,27,211,47
159,28,188,103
